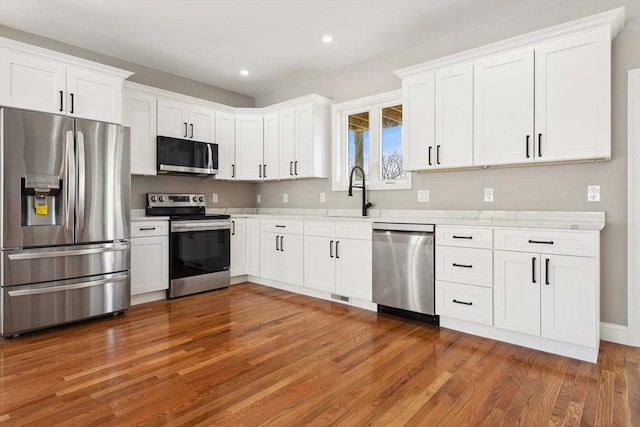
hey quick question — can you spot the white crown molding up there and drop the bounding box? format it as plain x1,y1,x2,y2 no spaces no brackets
124,81,235,112
0,36,133,79
628,69,640,347
262,94,333,112
394,7,625,79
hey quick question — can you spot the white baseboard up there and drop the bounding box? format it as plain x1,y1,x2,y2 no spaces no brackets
600,322,628,345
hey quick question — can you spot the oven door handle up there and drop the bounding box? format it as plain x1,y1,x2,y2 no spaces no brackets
171,222,231,232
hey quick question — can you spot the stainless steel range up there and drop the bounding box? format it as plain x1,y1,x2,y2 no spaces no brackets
146,193,231,298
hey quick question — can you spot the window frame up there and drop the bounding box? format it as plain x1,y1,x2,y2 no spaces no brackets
331,90,412,192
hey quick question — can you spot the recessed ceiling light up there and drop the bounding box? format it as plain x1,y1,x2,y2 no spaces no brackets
240,69,249,76
322,35,333,43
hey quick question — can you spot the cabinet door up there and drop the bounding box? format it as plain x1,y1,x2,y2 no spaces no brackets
215,111,235,180
474,49,534,166
66,66,123,123
281,234,304,286
494,250,541,336
131,235,169,295
189,106,215,143
230,219,247,277
534,29,610,161
0,49,66,114
402,73,435,171
294,104,315,177
541,254,597,347
157,98,189,138
335,238,372,301
304,235,335,292
235,114,264,180
246,218,261,276
123,89,157,175
260,232,281,281
278,108,295,178
434,63,473,168
263,111,280,180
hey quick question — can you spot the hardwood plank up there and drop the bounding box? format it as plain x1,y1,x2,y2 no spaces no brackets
0,282,638,426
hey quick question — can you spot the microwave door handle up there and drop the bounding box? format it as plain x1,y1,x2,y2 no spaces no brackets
65,130,76,231
207,143,213,170
76,131,86,234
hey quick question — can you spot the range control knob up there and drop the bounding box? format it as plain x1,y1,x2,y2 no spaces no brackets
159,196,165,202
198,196,204,202
150,195,157,202
192,196,197,202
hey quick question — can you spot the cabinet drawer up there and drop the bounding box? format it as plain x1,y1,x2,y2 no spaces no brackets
436,281,492,325
436,226,492,249
494,228,598,257
304,221,335,237
436,246,492,287
335,221,372,240
131,220,169,237
261,219,304,235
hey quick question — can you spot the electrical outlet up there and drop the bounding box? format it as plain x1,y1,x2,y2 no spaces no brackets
257,194,261,204
418,190,430,203
320,192,326,203
211,193,218,203
283,193,288,203
587,185,600,202
484,188,494,202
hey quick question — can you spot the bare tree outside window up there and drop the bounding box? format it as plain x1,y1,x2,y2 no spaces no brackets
381,105,405,180
348,111,369,180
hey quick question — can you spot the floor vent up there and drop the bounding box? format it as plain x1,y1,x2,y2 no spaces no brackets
331,294,350,302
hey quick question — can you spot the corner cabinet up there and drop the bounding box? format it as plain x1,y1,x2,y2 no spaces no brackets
0,38,132,124
123,84,157,175
396,8,623,171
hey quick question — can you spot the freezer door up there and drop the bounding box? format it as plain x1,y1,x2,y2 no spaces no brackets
1,271,130,336
75,118,130,243
0,108,75,248
1,241,130,286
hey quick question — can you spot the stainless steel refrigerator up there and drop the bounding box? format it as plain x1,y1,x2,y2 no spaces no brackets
0,107,131,337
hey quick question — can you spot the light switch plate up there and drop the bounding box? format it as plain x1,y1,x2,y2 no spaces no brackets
587,185,600,202
257,194,261,204
320,192,326,203
211,193,218,203
484,188,494,202
418,190,430,202
283,193,288,203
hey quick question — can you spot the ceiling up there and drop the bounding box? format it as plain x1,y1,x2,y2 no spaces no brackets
0,0,558,99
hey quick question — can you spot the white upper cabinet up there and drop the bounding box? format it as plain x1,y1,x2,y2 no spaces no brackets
215,111,236,180
0,39,131,124
474,49,534,166
396,8,622,170
263,111,280,180
534,29,611,162
123,85,157,175
235,113,264,180
278,108,295,178
157,98,215,142
401,63,473,170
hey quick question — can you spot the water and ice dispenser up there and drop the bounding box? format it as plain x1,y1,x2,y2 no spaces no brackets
21,174,63,226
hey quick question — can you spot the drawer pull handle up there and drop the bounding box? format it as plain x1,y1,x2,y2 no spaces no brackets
453,299,473,306
452,235,472,239
452,263,472,268
528,239,554,245
139,227,156,231
275,225,286,228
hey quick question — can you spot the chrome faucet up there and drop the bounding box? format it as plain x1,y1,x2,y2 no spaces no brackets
348,165,373,217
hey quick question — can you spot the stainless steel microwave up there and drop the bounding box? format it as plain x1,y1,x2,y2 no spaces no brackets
157,136,218,176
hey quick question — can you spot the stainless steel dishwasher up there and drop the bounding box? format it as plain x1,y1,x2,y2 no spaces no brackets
372,222,437,323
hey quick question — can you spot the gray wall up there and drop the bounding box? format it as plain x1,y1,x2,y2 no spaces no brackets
0,25,254,108
255,0,640,326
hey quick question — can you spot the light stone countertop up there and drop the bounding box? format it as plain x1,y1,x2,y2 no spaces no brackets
131,208,605,231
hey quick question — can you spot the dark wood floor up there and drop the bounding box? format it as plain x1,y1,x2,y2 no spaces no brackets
0,283,638,426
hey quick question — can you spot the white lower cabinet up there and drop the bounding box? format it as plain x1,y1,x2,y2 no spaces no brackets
303,221,372,301
230,218,247,277
131,220,169,296
246,218,261,276
260,219,304,286
435,281,493,325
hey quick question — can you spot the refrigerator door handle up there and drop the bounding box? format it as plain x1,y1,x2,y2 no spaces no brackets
7,274,129,297
7,243,129,260
77,130,86,233
65,130,76,231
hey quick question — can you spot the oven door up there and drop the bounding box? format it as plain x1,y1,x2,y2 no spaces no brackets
169,220,230,298
157,136,218,176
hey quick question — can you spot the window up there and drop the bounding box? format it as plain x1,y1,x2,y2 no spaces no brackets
332,90,411,191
